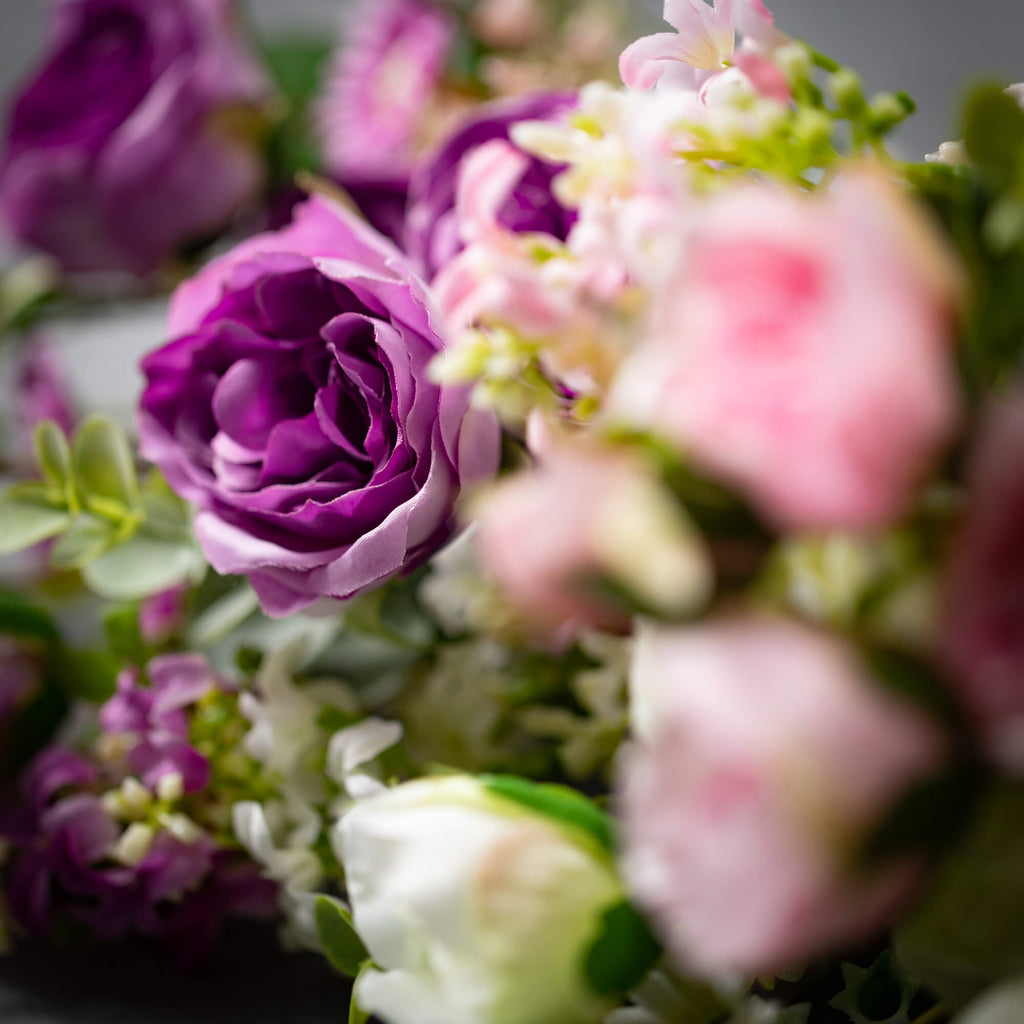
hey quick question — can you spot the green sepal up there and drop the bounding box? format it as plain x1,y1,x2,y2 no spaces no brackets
481,774,613,852
829,950,919,1024
583,900,662,997
315,895,369,978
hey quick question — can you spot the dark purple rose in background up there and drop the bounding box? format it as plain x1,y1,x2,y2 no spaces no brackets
404,91,578,280
942,394,1024,773
0,0,272,277
138,194,500,617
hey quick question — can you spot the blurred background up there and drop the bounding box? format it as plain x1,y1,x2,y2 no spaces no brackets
2,0,1024,158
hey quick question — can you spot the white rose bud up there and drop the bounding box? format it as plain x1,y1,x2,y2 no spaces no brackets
337,775,652,1024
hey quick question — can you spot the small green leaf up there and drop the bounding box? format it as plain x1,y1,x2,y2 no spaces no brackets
140,471,192,539
104,605,146,664
34,421,75,504
72,415,142,520
481,775,614,853
963,84,1024,183
52,647,119,703
315,896,369,978
81,533,205,601
186,583,259,647
0,496,72,554
0,591,58,641
49,514,118,570
583,900,662,997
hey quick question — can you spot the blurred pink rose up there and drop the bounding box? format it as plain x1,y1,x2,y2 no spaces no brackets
609,171,961,531
942,395,1024,771
619,615,947,976
473,433,710,636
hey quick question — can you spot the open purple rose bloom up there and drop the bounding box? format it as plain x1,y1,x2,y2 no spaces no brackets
0,0,270,276
405,91,578,280
138,194,500,616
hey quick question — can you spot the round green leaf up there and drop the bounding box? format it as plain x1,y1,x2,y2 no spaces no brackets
72,415,142,520
0,497,72,554
81,533,205,600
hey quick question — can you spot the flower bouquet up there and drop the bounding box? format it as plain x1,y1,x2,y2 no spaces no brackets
1,2,1024,1024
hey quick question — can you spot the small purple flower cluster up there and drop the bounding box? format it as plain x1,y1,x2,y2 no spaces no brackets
0,654,276,958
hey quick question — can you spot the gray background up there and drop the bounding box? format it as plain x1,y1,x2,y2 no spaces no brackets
1,0,1024,157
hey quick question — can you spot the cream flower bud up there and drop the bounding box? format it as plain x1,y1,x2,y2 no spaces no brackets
337,776,634,1024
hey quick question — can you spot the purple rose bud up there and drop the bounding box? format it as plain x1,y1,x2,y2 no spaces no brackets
138,195,500,617
0,0,272,277
404,92,578,280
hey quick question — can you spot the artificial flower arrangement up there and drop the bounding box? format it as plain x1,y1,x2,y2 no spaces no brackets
1,1,1024,1023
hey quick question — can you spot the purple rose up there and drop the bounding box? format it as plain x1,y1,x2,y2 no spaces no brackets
138,195,500,616
941,394,1024,772
404,92,578,280
0,0,271,276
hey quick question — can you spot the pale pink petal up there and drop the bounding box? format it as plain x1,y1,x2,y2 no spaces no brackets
619,33,696,90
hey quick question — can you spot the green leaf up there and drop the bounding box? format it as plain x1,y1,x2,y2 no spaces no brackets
49,513,118,570
861,763,987,866
34,421,75,505
963,84,1024,183
0,495,72,554
52,647,119,703
583,900,662,996
0,590,58,641
140,471,192,539
104,605,146,664
895,782,1024,1008
315,896,369,978
481,775,614,853
187,583,259,647
72,415,142,521
81,532,205,601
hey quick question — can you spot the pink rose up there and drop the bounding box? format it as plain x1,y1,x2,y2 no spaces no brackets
473,432,711,636
942,395,1024,771
619,615,947,976
609,172,961,531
